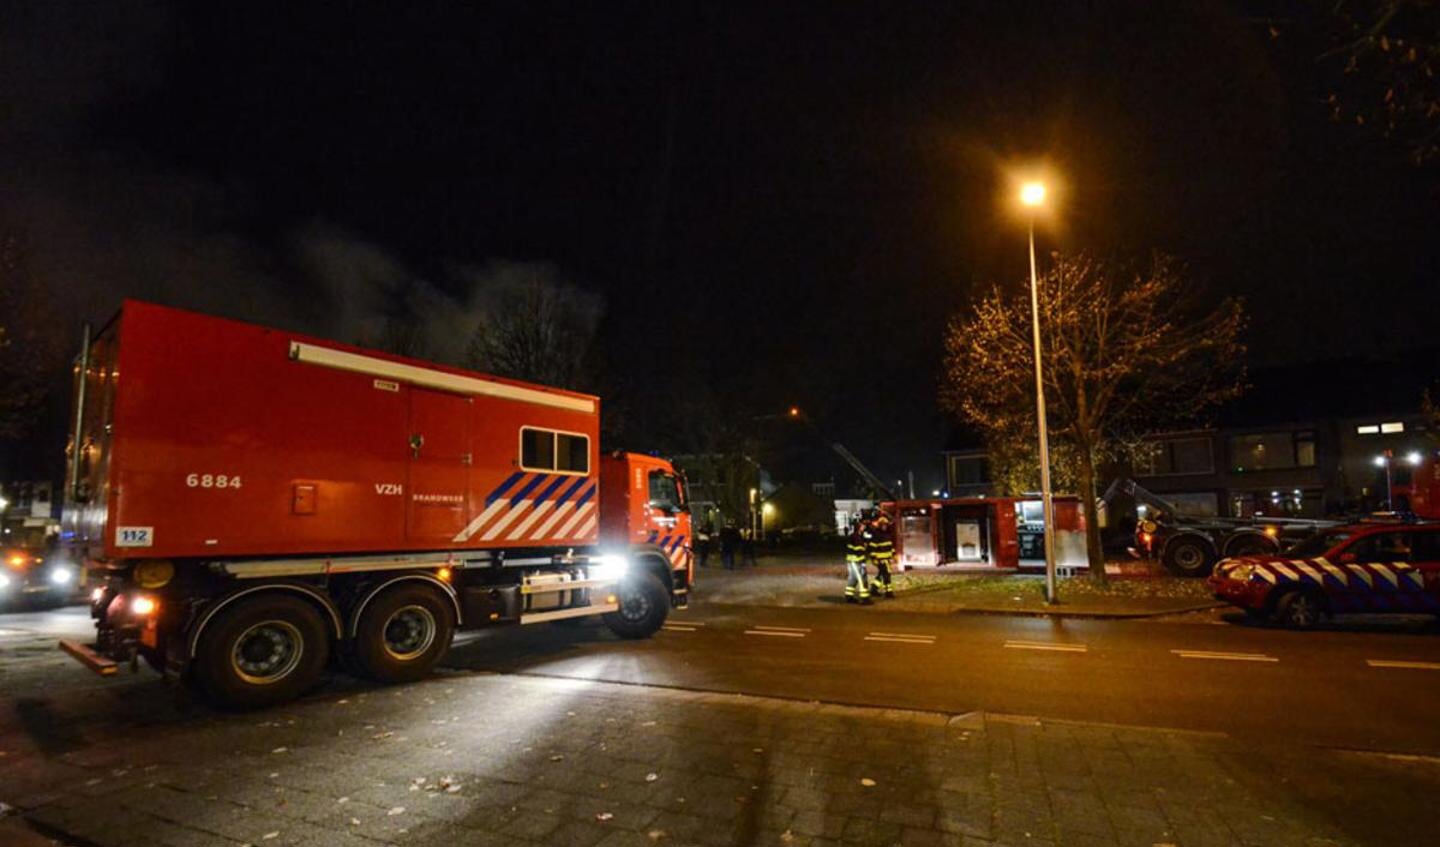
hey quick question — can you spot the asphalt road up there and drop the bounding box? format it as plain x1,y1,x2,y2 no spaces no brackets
5,598,1438,756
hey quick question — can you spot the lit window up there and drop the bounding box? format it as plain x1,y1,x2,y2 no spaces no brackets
1380,422,1405,434
1356,425,1379,435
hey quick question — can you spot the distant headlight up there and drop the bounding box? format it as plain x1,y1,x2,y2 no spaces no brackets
49,566,75,585
588,554,630,582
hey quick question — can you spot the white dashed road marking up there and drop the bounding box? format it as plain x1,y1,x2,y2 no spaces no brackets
744,629,807,638
1004,640,1087,653
662,624,698,632
1367,659,1440,671
865,632,936,644
1172,649,1278,663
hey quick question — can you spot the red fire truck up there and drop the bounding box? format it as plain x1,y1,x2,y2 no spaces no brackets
60,301,692,708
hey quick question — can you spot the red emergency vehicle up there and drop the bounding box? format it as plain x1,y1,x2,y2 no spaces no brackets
1208,522,1440,627
61,301,692,707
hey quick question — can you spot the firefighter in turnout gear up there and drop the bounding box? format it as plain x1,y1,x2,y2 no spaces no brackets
845,521,872,604
866,511,896,598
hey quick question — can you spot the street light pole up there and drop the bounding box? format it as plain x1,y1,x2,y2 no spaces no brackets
1023,194,1059,604
1379,452,1394,510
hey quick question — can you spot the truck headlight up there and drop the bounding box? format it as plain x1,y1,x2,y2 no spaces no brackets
50,566,75,585
588,555,630,582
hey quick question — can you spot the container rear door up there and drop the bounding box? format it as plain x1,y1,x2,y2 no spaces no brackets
406,389,471,543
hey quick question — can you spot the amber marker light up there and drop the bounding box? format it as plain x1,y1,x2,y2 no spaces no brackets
437,566,453,582
131,596,158,616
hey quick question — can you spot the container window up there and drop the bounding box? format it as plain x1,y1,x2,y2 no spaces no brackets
558,434,589,473
521,428,554,470
520,427,589,475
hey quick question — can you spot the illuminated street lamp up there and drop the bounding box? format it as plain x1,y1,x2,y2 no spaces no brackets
1020,180,1058,603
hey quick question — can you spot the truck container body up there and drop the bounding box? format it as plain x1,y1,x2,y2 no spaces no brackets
884,496,1087,571
62,301,691,708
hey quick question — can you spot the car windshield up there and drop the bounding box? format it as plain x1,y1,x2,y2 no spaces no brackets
1287,529,1352,558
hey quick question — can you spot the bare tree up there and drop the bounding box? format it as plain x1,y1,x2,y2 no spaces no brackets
1320,0,1440,164
941,252,1247,578
464,269,603,390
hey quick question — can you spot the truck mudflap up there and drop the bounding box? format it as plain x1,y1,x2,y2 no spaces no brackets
58,640,119,676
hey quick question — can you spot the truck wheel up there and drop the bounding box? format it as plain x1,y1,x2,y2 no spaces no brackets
1162,537,1214,577
1273,588,1324,630
194,595,330,710
603,571,669,639
352,584,455,684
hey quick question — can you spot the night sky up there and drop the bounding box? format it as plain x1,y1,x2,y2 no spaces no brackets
2,1,1437,489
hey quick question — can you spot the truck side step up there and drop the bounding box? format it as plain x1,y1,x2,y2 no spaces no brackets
521,603,619,625
59,640,119,676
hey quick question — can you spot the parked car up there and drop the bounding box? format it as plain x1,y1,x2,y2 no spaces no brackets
1208,523,1440,627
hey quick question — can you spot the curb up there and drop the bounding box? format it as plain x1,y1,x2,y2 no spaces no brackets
0,817,81,847
942,601,1228,620
693,599,1226,619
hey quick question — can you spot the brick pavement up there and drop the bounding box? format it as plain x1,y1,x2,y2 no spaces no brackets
4,657,1437,847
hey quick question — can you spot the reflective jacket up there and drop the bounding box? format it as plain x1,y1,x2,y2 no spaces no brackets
866,521,895,562
846,530,868,564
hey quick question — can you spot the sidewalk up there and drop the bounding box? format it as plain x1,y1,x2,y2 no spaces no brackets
695,556,1220,618
2,669,1432,846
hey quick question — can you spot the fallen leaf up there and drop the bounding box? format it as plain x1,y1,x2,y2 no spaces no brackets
641,721,657,727
550,755,565,762
648,830,667,840
645,773,659,782
261,833,279,841
349,818,361,826
595,812,614,822
271,747,288,754
860,778,877,787
387,807,406,816
337,797,349,804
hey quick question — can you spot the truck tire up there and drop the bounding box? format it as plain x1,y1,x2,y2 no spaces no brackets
1162,536,1215,577
603,571,669,639
352,584,455,684
1272,588,1325,630
193,595,330,710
